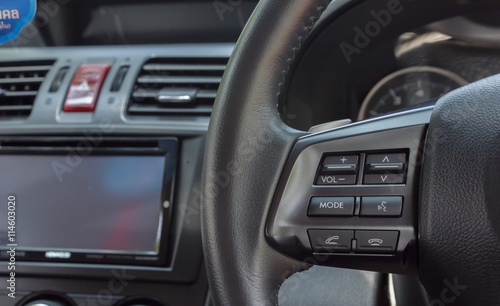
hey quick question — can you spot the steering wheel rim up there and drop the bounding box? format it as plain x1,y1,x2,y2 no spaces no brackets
202,1,500,305
202,1,329,305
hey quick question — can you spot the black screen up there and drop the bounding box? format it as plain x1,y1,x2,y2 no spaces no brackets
0,155,166,255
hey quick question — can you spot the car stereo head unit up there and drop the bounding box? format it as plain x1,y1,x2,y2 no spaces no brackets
0,137,176,267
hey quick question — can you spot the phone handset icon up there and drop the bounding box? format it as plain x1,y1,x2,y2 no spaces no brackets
368,238,384,246
325,236,340,245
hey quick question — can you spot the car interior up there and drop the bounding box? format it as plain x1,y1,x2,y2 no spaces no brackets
1,0,500,305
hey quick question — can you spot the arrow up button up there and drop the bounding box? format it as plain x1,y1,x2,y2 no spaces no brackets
364,152,407,184
365,153,406,174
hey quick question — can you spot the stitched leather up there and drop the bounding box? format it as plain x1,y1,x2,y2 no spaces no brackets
201,1,330,305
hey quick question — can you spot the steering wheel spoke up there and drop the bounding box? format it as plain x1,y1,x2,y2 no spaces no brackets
267,106,431,274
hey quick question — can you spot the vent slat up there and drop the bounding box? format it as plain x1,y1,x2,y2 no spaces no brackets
127,57,227,117
132,89,217,100
128,105,213,115
3,91,38,97
142,64,226,71
0,105,33,111
0,65,54,73
0,77,45,84
0,60,55,119
136,76,222,85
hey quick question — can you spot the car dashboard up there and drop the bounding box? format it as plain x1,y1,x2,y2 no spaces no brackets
283,8,500,130
1,1,500,305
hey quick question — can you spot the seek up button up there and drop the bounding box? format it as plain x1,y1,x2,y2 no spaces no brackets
308,197,355,216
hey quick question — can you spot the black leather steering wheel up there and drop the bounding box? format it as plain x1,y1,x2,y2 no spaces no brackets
202,1,500,305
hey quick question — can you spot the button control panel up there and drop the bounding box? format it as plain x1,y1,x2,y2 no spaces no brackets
315,151,407,186
308,196,404,218
267,122,425,274
308,151,409,256
308,229,399,254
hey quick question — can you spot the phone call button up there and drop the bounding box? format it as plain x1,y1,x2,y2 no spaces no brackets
308,229,354,253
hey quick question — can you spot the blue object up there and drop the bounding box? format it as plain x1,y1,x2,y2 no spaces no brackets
0,0,37,45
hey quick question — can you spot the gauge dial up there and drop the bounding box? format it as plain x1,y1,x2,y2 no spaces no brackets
358,66,468,120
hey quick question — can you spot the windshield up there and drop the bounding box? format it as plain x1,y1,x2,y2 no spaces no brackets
1,0,258,48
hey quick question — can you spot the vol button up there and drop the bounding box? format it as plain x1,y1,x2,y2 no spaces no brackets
316,175,357,185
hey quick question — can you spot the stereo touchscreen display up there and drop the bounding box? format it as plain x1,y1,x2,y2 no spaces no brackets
0,138,176,267
0,155,164,254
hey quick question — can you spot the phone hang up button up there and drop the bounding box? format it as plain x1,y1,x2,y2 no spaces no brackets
355,230,399,254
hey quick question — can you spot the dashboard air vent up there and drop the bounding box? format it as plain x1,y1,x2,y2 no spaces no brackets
127,57,228,117
0,60,55,119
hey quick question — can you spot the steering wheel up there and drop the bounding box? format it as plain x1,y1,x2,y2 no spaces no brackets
202,1,500,305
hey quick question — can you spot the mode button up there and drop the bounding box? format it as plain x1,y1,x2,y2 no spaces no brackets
308,197,355,216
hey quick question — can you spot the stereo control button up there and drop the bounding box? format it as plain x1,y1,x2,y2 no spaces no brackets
366,153,406,165
316,174,356,185
366,162,404,173
308,229,354,253
308,197,355,216
322,155,359,174
316,155,359,185
324,155,359,167
360,196,403,217
364,174,405,184
355,231,399,254
364,153,407,184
